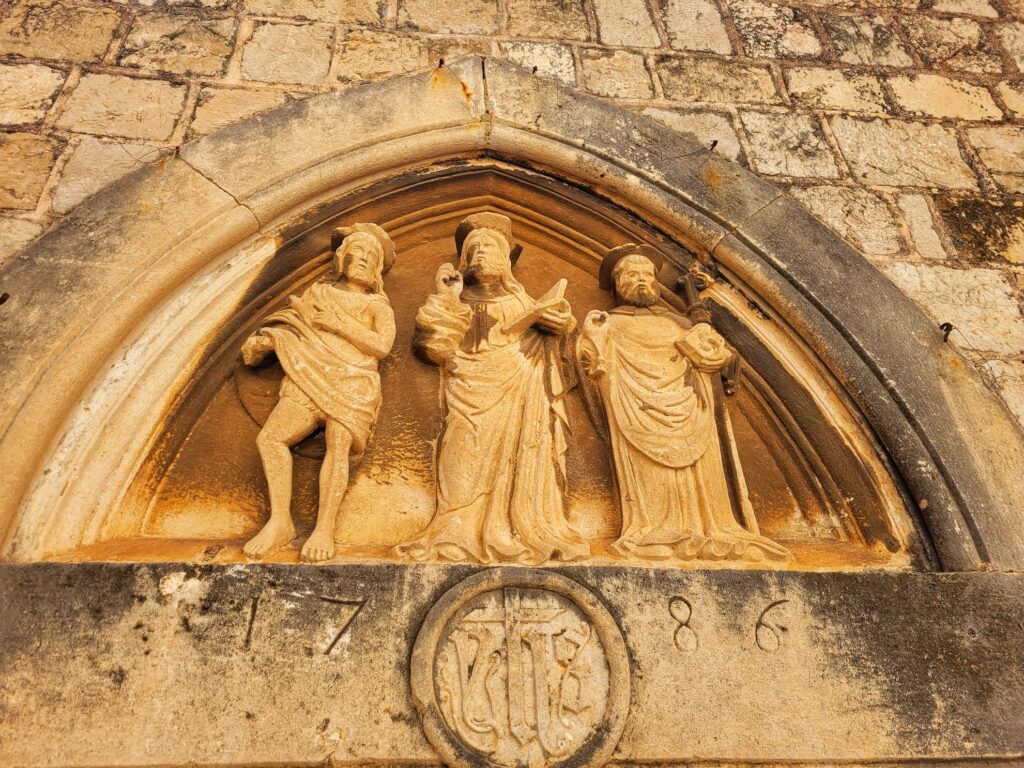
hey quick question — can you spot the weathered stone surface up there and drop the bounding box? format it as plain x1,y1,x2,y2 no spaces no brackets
790,185,901,258
593,0,661,47
740,112,839,178
656,55,779,102
3,564,1024,766
0,217,43,267
932,0,998,16
884,262,1024,354
988,359,1024,427
0,63,64,125
506,0,589,40
996,22,1024,71
935,195,1024,265
189,87,291,137
830,117,977,190
996,80,1024,117
0,133,57,210
398,0,499,34
499,41,576,84
897,194,947,260
582,49,653,98
901,17,1002,73
824,14,914,66
242,0,380,23
334,30,426,84
967,126,1024,193
785,67,886,112
0,0,121,62
888,73,1002,120
728,0,821,58
55,74,186,141
241,22,334,85
121,13,237,76
52,137,171,215
642,107,743,160
660,0,732,53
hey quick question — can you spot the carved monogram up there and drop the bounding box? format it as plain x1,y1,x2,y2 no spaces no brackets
433,587,610,767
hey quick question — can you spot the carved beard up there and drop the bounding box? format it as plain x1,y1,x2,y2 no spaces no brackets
617,282,659,307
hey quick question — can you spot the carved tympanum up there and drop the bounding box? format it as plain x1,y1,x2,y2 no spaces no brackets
240,223,397,562
411,569,629,768
396,213,588,565
577,245,791,562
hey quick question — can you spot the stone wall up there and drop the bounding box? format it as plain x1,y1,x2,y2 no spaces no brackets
0,0,1022,424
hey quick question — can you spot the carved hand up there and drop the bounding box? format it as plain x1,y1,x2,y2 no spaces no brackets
434,263,464,299
312,310,338,332
582,310,611,344
534,300,576,335
241,333,274,366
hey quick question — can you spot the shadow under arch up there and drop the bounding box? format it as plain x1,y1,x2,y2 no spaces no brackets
0,57,1021,569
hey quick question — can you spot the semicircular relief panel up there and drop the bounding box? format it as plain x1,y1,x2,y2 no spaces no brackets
45,163,923,570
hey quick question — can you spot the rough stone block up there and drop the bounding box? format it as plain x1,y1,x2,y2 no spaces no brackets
785,67,886,112
932,0,998,15
660,0,731,53
790,185,901,258
334,30,427,84
506,0,589,40
988,360,1024,427
0,0,121,62
242,0,381,23
902,17,1002,73
739,111,840,178
728,0,821,58
581,49,653,98
121,13,237,76
0,63,65,125
897,194,947,260
189,87,291,137
656,55,779,103
830,117,977,190
499,41,576,84
884,263,1024,355
967,126,1024,193
398,0,499,34
52,137,172,215
0,217,43,268
824,14,914,66
593,0,661,47
0,133,57,211
642,107,743,161
887,73,1002,120
241,22,334,85
55,74,186,141
996,80,1024,118
935,195,1024,266
997,23,1024,72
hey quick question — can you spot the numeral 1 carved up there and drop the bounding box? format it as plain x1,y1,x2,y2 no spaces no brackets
668,596,698,652
755,599,790,653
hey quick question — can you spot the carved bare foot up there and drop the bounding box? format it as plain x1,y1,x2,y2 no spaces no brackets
301,527,336,562
243,517,296,559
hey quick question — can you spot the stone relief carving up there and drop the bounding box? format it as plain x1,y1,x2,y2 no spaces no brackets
576,245,791,562
240,224,397,562
411,569,630,768
396,213,589,565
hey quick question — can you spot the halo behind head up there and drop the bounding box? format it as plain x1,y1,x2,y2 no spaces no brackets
599,243,665,291
454,212,523,265
331,223,397,273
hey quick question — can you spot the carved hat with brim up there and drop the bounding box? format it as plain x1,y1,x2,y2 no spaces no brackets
599,243,665,290
454,212,524,265
331,223,396,273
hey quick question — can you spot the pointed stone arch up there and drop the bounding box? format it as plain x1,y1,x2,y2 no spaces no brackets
1,58,1022,568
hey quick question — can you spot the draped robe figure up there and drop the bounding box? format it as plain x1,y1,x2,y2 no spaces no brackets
397,213,588,565
577,248,790,562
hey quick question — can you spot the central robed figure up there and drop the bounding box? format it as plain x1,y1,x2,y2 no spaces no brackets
396,213,589,565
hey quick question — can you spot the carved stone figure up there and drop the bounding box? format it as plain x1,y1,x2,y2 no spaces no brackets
577,244,791,562
396,213,588,565
240,224,397,562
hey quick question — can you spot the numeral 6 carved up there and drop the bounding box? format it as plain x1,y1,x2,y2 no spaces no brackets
755,599,790,653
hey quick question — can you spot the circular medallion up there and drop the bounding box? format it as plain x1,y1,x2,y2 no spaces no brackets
411,569,630,768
